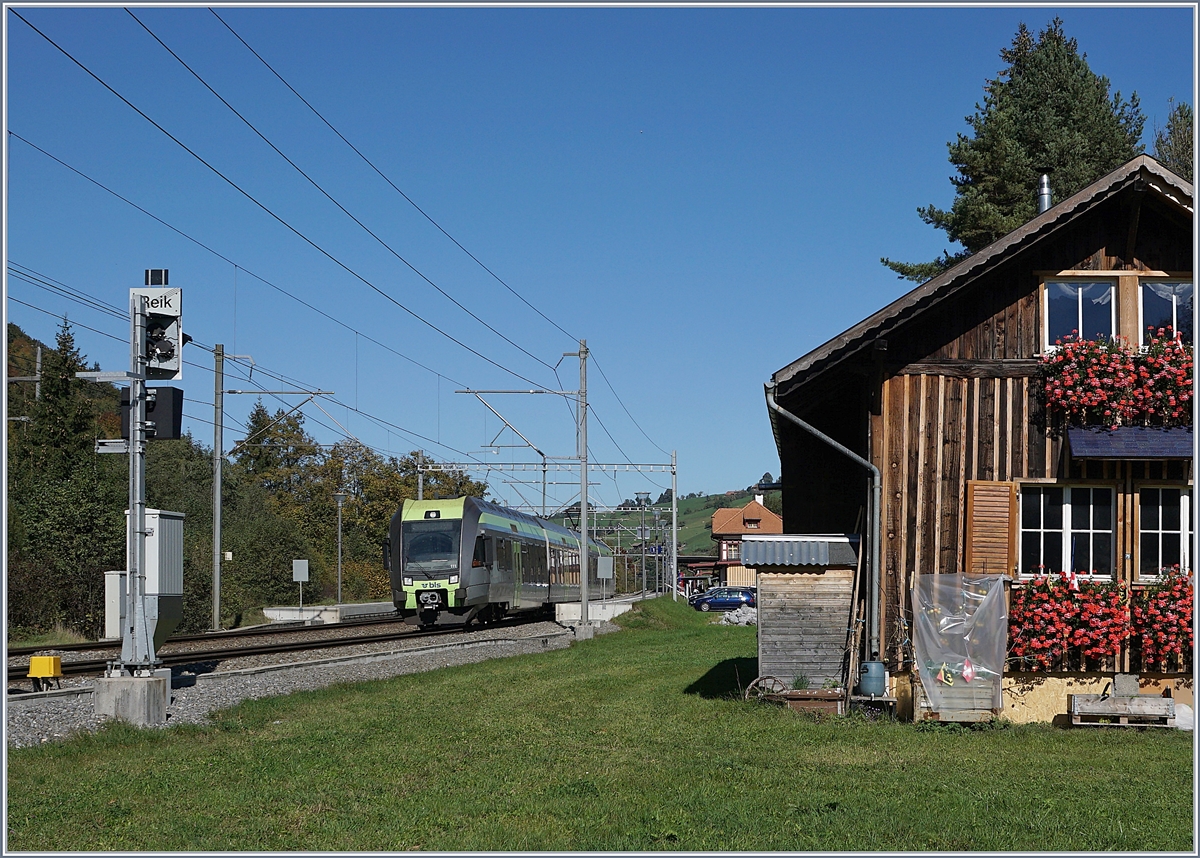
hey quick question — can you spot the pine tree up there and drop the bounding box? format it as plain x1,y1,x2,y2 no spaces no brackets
24,320,95,479
234,399,326,495
7,321,125,636
1153,99,1194,183
883,18,1145,281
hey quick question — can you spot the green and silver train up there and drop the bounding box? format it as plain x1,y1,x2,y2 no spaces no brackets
385,496,613,626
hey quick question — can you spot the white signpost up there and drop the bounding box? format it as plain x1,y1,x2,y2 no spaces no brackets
293,559,309,611
597,556,614,600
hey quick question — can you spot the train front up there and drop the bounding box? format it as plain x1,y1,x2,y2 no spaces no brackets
387,498,476,627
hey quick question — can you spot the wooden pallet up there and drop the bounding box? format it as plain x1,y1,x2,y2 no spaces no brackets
1071,712,1175,728
1069,694,1175,728
914,674,1000,722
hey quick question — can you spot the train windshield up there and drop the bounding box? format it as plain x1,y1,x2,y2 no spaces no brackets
402,519,461,573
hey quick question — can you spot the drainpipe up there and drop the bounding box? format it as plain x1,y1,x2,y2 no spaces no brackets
765,382,882,661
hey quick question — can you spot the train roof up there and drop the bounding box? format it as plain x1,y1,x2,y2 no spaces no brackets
401,496,611,554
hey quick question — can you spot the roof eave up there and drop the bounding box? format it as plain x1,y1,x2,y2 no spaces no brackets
771,157,1194,398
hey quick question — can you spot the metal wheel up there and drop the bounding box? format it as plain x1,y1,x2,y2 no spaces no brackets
699,602,711,612
745,676,787,702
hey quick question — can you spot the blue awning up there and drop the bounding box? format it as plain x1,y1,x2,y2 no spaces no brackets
1067,426,1193,459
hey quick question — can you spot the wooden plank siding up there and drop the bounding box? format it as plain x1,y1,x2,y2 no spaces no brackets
877,372,1058,576
875,356,1057,667
757,569,855,687
776,171,1192,671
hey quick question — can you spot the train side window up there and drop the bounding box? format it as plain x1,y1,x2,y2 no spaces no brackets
473,535,488,567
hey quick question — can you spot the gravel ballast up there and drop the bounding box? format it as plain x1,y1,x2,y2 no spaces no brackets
7,620,614,749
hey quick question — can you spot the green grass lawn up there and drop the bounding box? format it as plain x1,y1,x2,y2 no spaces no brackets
6,598,1194,851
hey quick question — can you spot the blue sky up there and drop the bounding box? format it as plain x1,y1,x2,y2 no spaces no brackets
4,4,1195,511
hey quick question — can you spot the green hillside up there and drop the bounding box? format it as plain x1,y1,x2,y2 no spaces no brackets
558,488,781,557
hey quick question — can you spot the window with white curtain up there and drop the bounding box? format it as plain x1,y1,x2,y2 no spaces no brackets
1140,281,1193,345
1044,281,1115,348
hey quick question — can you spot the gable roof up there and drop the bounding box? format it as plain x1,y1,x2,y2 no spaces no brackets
771,156,1193,397
712,500,783,536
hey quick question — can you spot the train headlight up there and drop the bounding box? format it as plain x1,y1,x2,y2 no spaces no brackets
402,577,413,587
449,575,459,585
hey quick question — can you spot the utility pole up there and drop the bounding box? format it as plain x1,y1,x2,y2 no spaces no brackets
214,357,330,630
636,491,650,596
417,451,424,500
654,507,662,593
7,345,43,414
577,340,589,625
212,344,224,631
671,450,678,600
335,490,346,603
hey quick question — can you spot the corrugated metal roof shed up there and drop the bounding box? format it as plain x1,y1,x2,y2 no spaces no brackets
1067,426,1193,459
742,534,860,567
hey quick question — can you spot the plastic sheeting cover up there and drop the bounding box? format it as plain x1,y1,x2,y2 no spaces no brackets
914,574,1007,712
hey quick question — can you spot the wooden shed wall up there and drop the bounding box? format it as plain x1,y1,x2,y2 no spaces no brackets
778,375,869,537
757,568,854,687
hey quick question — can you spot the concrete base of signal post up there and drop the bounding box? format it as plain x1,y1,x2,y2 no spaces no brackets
571,623,596,640
93,669,172,726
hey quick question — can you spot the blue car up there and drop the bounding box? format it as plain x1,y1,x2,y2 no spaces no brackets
689,586,756,612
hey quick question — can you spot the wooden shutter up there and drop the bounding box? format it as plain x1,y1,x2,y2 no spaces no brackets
964,480,1018,577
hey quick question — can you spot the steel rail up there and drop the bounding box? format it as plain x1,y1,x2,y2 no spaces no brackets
7,612,407,658
8,614,546,686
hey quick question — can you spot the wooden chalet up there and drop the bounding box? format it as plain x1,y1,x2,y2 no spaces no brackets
767,156,1193,720
711,497,783,587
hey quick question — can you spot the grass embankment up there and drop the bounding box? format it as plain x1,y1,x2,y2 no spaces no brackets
7,599,1193,851
7,622,90,648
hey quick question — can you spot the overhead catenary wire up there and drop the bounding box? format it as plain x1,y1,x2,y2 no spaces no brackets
217,349,488,466
8,265,129,321
10,9,549,391
11,138,661,480
11,12,668,480
8,287,477,471
209,7,578,347
208,10,669,460
7,296,127,345
126,9,557,376
8,133,461,389
11,280,659,512
9,259,484,475
590,354,670,458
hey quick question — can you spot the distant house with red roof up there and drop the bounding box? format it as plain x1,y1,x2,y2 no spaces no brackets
710,497,782,587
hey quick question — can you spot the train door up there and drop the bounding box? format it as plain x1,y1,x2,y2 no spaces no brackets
511,540,523,608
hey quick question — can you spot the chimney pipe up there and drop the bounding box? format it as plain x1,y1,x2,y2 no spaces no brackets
1037,173,1052,214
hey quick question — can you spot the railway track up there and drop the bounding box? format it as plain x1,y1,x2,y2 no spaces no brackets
6,611,406,658
8,612,550,687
